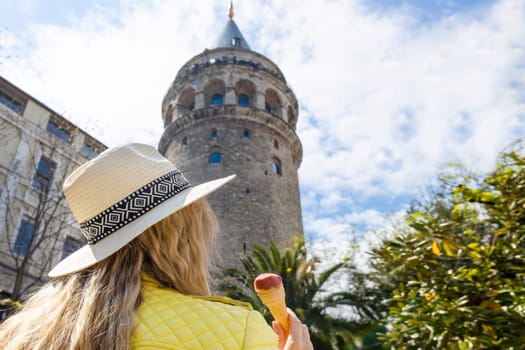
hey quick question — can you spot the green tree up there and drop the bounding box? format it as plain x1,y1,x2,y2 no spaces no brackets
371,141,525,349
218,237,382,349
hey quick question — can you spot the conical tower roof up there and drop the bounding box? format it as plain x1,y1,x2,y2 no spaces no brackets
213,2,251,50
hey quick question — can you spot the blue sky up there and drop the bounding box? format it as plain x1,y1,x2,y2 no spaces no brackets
1,0,524,260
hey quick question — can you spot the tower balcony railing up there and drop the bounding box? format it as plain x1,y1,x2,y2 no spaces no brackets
159,104,303,165
175,56,287,84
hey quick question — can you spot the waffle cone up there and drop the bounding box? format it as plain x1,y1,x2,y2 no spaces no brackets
255,284,290,332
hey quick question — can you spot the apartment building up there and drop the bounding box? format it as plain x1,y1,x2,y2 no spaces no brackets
0,76,106,313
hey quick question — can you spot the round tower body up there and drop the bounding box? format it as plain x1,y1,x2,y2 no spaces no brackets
159,36,303,268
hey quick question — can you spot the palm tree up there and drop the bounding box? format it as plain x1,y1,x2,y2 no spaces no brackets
217,237,381,349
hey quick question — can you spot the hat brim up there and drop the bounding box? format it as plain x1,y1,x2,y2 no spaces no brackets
49,174,235,277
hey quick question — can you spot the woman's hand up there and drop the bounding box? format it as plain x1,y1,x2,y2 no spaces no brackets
272,309,313,350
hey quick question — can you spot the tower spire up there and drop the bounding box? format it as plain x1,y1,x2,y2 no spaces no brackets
213,1,250,49
228,1,234,19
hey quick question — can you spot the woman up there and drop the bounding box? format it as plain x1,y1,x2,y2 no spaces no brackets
0,143,312,350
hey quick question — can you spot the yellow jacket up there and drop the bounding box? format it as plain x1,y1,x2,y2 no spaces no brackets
131,275,278,349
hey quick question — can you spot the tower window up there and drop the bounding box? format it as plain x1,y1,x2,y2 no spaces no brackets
238,94,249,107
232,37,241,47
33,156,56,192
272,157,282,176
178,87,196,114
13,219,35,256
243,129,250,139
209,152,222,164
265,89,282,117
211,94,223,106
165,105,174,125
210,129,218,140
182,136,188,146
273,139,279,149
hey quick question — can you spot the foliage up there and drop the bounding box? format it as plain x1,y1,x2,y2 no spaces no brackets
371,141,525,349
217,237,382,349
0,289,22,321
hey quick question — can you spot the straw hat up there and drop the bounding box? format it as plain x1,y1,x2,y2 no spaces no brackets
48,143,235,277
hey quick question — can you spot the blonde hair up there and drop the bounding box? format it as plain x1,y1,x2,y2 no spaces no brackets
0,198,217,350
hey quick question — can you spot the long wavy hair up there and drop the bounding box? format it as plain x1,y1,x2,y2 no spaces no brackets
0,198,217,350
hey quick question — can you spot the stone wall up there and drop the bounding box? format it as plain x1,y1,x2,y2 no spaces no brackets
162,112,303,268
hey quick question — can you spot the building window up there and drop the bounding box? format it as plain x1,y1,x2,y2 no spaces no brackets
272,157,282,176
61,235,83,260
238,94,249,107
33,156,56,192
211,94,223,106
80,143,99,159
273,139,279,149
0,90,22,113
13,219,35,256
182,136,188,146
209,152,222,164
46,116,71,143
265,102,272,113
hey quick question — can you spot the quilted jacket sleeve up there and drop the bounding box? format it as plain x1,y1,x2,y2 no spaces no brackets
242,310,278,350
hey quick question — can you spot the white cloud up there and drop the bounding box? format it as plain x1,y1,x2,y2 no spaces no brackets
1,0,221,145
1,0,524,257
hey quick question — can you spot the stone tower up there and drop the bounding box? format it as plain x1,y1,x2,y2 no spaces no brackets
159,4,303,268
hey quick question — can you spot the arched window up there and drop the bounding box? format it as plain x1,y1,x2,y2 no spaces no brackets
165,104,174,125
209,152,222,164
210,129,218,139
205,79,225,106
273,139,279,149
243,129,250,139
238,94,249,107
287,106,296,127
211,94,223,106
272,157,282,176
265,89,282,117
235,79,255,108
177,87,196,114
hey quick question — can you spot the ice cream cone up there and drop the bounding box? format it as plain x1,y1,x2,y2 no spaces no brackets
254,273,290,332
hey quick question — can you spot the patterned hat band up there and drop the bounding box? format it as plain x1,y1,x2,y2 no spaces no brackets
80,170,191,245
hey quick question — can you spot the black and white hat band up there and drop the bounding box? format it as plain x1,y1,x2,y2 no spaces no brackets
80,170,191,245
